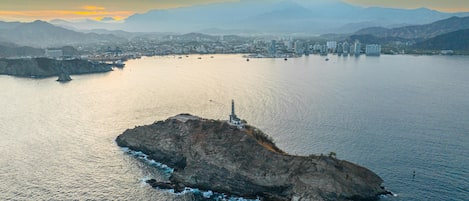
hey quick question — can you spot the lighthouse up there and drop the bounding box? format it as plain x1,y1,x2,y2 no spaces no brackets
229,99,242,127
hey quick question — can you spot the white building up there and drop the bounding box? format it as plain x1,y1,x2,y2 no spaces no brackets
365,44,381,56
353,40,361,56
45,49,63,58
326,41,337,52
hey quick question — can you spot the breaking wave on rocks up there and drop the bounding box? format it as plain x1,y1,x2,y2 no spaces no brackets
121,147,174,175
121,147,260,201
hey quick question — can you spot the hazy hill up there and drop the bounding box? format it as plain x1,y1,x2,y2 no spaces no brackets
348,34,408,45
412,29,469,51
0,20,127,47
119,0,469,34
355,16,469,39
0,21,21,30
123,1,273,33
44,0,469,34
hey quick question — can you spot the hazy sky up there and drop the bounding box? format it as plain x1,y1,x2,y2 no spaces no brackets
1,0,468,22
343,0,469,12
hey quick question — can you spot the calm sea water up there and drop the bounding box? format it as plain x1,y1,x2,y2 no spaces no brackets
0,54,468,200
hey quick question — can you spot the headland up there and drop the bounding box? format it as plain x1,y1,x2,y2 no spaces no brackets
116,113,390,201
0,58,112,79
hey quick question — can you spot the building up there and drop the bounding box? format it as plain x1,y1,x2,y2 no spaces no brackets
45,49,63,58
269,40,277,56
440,50,454,55
336,43,343,55
326,41,337,53
365,44,381,56
342,42,350,55
313,43,322,53
229,99,243,128
353,40,361,56
294,40,304,54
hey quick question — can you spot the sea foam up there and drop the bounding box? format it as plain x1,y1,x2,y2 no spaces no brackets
121,147,260,201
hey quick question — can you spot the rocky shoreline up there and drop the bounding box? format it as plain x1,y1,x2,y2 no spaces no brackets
0,57,112,79
116,114,390,201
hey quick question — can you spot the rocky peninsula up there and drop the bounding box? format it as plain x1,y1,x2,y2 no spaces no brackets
0,58,112,78
116,114,389,201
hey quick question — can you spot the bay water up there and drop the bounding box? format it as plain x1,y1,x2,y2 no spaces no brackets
0,54,468,200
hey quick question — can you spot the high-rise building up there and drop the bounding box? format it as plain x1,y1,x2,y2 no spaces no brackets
294,40,304,54
365,44,381,56
353,40,361,56
269,40,277,56
342,42,350,55
326,41,337,53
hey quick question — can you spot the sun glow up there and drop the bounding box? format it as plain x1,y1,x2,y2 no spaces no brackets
0,5,131,21
83,5,106,11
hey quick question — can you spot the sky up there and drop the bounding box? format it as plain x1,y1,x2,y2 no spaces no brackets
0,0,468,22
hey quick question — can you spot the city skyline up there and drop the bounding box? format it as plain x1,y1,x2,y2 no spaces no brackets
1,0,469,22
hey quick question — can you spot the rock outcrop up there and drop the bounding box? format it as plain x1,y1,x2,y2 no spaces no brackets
116,114,389,201
0,58,112,78
56,72,72,82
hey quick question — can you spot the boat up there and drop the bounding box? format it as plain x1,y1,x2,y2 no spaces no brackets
113,60,125,68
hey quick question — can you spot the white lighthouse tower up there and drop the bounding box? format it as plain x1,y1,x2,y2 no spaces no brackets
229,99,243,127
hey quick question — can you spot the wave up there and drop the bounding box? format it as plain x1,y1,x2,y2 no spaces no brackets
121,147,260,201
121,147,174,175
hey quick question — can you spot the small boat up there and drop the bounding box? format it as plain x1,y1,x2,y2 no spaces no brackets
114,60,125,68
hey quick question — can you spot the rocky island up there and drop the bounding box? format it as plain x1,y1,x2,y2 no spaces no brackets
0,58,112,79
116,113,389,201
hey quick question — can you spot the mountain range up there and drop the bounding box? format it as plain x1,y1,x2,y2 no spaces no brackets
0,20,126,47
413,29,469,51
355,16,469,39
49,0,469,34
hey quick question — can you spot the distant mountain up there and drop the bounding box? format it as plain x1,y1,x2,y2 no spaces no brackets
355,16,469,39
118,0,469,34
0,21,21,30
41,0,469,34
412,29,469,51
0,20,127,47
348,34,407,45
50,19,123,31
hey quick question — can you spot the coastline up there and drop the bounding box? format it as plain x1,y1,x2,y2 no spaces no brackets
0,57,113,79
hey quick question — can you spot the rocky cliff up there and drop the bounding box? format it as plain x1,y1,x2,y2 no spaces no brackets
116,114,389,201
0,58,112,78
